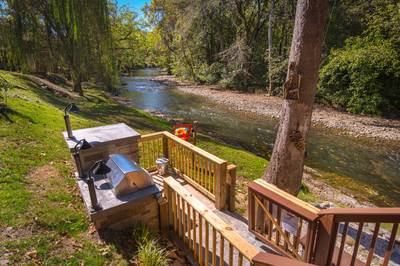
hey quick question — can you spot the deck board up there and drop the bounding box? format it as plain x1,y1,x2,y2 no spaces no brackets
153,173,280,258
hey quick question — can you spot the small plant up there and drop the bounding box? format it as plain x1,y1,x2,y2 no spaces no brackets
133,225,170,266
0,76,12,108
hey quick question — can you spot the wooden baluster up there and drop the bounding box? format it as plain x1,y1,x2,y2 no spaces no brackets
267,201,273,240
366,222,380,266
178,195,182,239
206,160,210,192
182,146,186,174
151,139,155,167
238,253,243,266
228,243,233,266
336,222,349,266
199,215,203,265
248,191,255,231
172,191,177,232
205,221,209,266
188,203,192,250
284,231,290,251
219,235,224,266
191,151,195,183
143,141,147,168
183,199,187,245
138,142,142,165
193,209,197,260
383,223,399,266
210,162,215,194
196,155,201,186
186,149,190,176
276,206,282,246
177,141,181,171
212,227,217,266
183,147,187,175
198,157,202,187
350,222,364,266
202,158,206,190
148,140,153,168
169,139,173,166
305,221,318,262
294,219,303,255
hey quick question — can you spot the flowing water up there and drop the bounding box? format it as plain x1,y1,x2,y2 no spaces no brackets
122,69,400,207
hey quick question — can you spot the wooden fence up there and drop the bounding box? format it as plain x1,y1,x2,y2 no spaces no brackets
314,208,400,266
162,177,316,266
248,179,320,262
139,131,233,210
248,179,400,266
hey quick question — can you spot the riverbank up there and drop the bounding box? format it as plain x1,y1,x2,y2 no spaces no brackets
151,75,400,142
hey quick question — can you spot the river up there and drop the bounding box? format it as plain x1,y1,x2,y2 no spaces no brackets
122,68,400,207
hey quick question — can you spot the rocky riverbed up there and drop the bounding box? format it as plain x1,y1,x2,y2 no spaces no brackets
150,76,400,142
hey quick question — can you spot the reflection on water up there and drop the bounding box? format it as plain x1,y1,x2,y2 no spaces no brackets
122,69,400,207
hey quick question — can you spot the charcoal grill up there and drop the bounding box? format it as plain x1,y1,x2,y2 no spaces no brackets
106,154,154,197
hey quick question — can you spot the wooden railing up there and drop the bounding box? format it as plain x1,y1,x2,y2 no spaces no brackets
163,177,258,265
314,208,400,266
138,132,166,170
248,179,400,266
248,179,320,262
139,131,232,210
162,177,315,266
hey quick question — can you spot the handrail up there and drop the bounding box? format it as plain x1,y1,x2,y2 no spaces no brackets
162,131,226,164
314,208,400,266
319,207,400,222
163,176,259,265
251,179,319,221
140,131,231,210
248,179,320,262
248,178,400,266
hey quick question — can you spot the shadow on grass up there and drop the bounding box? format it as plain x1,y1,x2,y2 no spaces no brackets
98,228,137,262
0,105,36,123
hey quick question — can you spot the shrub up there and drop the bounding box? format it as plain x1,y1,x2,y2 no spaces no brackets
133,225,169,266
0,76,11,107
318,38,400,115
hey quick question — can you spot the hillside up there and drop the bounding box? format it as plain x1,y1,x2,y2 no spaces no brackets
0,71,275,264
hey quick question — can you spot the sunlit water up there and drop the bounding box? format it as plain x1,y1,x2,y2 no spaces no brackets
122,69,400,207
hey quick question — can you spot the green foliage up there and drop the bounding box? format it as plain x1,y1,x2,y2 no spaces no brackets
1,0,117,93
319,40,400,116
0,76,11,105
133,225,169,266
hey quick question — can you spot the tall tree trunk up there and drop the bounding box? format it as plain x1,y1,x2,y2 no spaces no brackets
267,0,275,95
263,0,328,195
71,68,83,96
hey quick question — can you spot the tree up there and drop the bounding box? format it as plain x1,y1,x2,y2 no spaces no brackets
0,0,116,95
263,0,329,195
266,0,274,95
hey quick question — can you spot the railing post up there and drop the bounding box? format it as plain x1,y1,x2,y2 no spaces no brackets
248,188,255,231
162,133,169,159
226,164,236,212
313,214,337,266
160,180,173,235
215,161,227,210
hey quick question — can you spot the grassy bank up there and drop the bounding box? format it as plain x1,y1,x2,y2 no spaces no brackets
0,70,172,264
0,70,315,264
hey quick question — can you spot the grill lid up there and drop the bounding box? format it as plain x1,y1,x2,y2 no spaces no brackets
106,154,153,197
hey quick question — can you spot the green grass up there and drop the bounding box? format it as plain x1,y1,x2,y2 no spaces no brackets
0,70,169,264
133,225,169,266
197,139,268,180
0,70,317,264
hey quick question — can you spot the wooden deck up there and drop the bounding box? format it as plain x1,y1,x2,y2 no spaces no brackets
141,132,400,266
153,174,278,256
